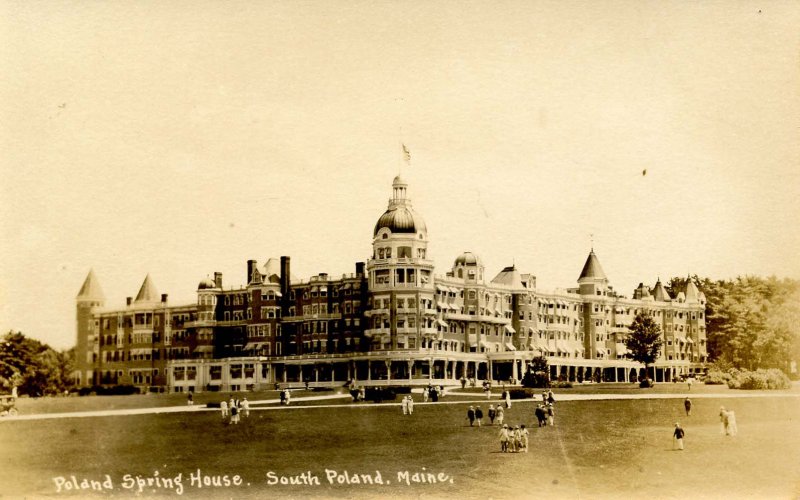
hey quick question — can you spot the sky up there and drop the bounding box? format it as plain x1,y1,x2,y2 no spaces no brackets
1,1,799,349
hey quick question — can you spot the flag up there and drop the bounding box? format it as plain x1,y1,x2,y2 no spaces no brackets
402,143,411,164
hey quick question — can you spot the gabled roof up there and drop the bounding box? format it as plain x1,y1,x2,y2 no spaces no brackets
77,269,104,301
263,258,281,284
134,274,159,303
491,265,525,290
652,279,672,302
578,250,607,281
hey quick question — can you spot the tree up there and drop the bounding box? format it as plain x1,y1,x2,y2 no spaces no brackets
624,312,663,381
522,355,550,388
0,331,74,396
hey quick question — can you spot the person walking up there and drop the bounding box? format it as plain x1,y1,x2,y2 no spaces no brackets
541,391,548,405
220,400,228,419
467,406,476,426
726,410,738,436
499,425,510,453
401,396,409,415
535,404,546,427
547,390,555,406
505,391,512,409
423,386,430,403
241,397,250,418
460,376,467,389
495,405,505,427
719,406,728,434
673,423,685,450
687,377,694,391
546,403,555,426
475,406,484,427
684,397,692,416
284,390,291,406
229,403,239,425
407,396,414,415
187,392,193,406
488,404,496,425
484,380,491,399
519,424,529,453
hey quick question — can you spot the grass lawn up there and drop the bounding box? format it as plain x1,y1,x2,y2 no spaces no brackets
0,394,798,499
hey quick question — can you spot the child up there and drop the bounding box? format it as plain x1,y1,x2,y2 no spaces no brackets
499,425,510,453
519,424,529,453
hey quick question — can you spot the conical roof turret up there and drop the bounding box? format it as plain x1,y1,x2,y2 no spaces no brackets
77,269,105,301
684,279,700,303
578,250,607,281
652,278,672,302
135,274,159,303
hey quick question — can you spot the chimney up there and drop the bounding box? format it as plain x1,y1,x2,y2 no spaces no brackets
247,260,257,283
161,293,168,303
280,256,290,299
355,262,365,277
126,297,132,306
214,272,223,289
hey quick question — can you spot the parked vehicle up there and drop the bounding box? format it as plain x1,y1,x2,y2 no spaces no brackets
0,395,18,416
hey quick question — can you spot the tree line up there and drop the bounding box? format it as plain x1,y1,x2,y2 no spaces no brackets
665,275,799,373
0,331,74,397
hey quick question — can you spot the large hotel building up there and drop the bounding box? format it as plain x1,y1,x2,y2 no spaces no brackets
75,176,707,392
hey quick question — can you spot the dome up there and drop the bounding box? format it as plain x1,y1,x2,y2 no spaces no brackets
373,207,426,236
393,175,408,186
198,277,216,290
454,251,482,267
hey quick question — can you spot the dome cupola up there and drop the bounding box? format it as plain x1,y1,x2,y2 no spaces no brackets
373,175,427,237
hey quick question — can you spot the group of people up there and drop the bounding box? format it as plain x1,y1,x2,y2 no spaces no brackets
400,395,415,415
422,385,444,402
466,404,507,427
279,389,292,405
673,400,738,451
219,396,250,425
499,424,529,453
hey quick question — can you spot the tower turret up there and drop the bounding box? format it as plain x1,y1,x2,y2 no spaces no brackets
76,269,105,387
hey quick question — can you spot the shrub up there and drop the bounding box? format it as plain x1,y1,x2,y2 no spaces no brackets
704,370,730,385
508,388,537,400
206,401,221,408
551,381,573,389
726,368,790,390
522,370,550,389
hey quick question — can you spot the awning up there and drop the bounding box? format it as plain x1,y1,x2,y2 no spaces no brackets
320,286,328,293
528,327,536,335
686,337,694,344
616,343,629,355
310,286,319,293
479,340,491,349
436,284,448,292
244,342,266,351
505,342,516,351
449,287,460,295
341,283,351,290
595,347,605,356
436,301,449,309
275,290,283,297
193,345,214,353
450,303,460,311
504,324,516,334
436,319,448,328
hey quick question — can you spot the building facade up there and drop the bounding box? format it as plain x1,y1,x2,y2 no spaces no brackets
75,176,707,392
